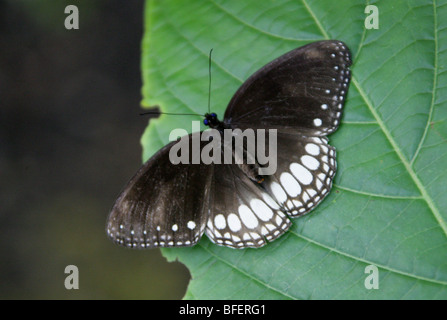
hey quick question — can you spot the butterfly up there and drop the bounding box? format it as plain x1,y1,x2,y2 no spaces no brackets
106,40,352,249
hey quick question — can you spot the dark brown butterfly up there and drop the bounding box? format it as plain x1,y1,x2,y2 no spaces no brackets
106,40,351,249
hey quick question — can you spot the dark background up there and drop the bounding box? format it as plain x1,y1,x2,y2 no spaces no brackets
0,0,190,299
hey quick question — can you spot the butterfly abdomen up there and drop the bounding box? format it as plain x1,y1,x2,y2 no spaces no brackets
230,139,264,184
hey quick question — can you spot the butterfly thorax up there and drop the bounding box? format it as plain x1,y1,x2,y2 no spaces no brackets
204,112,264,184
203,112,226,131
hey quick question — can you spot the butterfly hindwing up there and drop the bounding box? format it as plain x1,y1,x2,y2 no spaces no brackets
224,40,351,135
260,132,336,217
106,133,212,248
206,161,291,249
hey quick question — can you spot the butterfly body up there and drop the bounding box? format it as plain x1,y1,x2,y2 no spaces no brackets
107,40,352,249
204,112,264,184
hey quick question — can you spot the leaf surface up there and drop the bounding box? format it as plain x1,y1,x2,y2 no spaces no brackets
141,0,447,299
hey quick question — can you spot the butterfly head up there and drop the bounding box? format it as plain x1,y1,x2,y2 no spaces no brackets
204,112,220,128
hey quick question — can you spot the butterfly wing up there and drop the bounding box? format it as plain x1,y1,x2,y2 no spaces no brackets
205,161,292,249
224,40,351,135
106,133,212,248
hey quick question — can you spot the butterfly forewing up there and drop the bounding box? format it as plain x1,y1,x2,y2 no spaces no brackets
106,133,212,248
224,40,351,135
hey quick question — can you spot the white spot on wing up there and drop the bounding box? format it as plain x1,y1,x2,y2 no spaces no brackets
250,199,274,222
316,178,323,190
293,200,303,208
313,118,322,127
214,214,226,230
227,213,242,232
261,227,269,236
262,193,280,209
275,215,283,226
301,155,320,170
290,163,313,185
271,182,287,203
280,172,301,197
250,232,261,240
305,143,320,156
187,221,196,230
238,205,258,229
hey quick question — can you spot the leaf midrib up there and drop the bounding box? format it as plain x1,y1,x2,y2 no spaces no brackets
352,77,447,237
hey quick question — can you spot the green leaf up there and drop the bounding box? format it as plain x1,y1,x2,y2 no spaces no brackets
141,0,447,299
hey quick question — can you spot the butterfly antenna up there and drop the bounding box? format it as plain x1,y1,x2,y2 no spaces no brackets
139,111,202,117
139,49,214,119
208,48,213,114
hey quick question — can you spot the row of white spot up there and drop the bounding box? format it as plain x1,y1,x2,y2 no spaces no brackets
205,195,291,248
311,42,351,132
332,43,350,128
168,220,196,232
107,219,204,248
211,197,278,232
269,139,335,216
